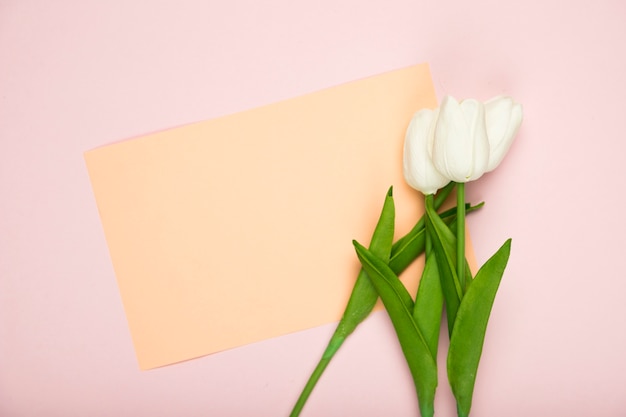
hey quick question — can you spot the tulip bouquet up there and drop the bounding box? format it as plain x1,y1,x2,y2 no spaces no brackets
290,95,522,417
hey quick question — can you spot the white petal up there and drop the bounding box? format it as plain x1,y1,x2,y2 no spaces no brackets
432,96,473,182
403,108,449,194
460,99,489,181
432,96,488,182
485,96,523,172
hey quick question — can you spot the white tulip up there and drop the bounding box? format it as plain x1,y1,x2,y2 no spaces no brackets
431,96,490,183
484,96,523,172
403,108,450,195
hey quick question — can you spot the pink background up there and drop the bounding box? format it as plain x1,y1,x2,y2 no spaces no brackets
1,0,625,416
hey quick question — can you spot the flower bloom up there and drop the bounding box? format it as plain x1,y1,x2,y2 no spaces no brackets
403,95,522,192
403,107,450,195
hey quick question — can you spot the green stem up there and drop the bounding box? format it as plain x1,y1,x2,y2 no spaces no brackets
289,339,341,417
289,358,329,417
425,194,434,258
456,182,466,293
416,193,435,303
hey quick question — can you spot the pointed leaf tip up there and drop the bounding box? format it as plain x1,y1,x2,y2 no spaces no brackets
447,238,512,416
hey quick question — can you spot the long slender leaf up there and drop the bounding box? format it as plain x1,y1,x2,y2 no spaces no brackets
333,187,398,338
425,195,463,336
447,239,511,417
413,253,443,360
354,241,437,417
289,187,395,417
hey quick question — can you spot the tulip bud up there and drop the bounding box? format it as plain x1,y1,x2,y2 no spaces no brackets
403,108,450,195
431,96,490,183
484,96,523,172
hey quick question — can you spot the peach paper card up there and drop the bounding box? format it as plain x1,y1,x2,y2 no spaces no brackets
86,64,443,370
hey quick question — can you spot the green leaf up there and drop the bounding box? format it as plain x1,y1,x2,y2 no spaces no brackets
369,187,396,258
447,239,512,417
289,187,395,417
413,253,443,360
333,186,396,338
425,196,463,336
354,241,437,417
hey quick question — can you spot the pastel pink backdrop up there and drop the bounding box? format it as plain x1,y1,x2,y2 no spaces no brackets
1,0,625,416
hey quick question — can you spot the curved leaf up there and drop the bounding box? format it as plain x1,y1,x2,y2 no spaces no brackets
447,239,511,417
333,186,396,337
290,187,395,417
354,241,437,417
413,253,443,360
425,196,463,336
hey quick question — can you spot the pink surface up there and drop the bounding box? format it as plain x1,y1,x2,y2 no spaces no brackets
1,0,625,416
